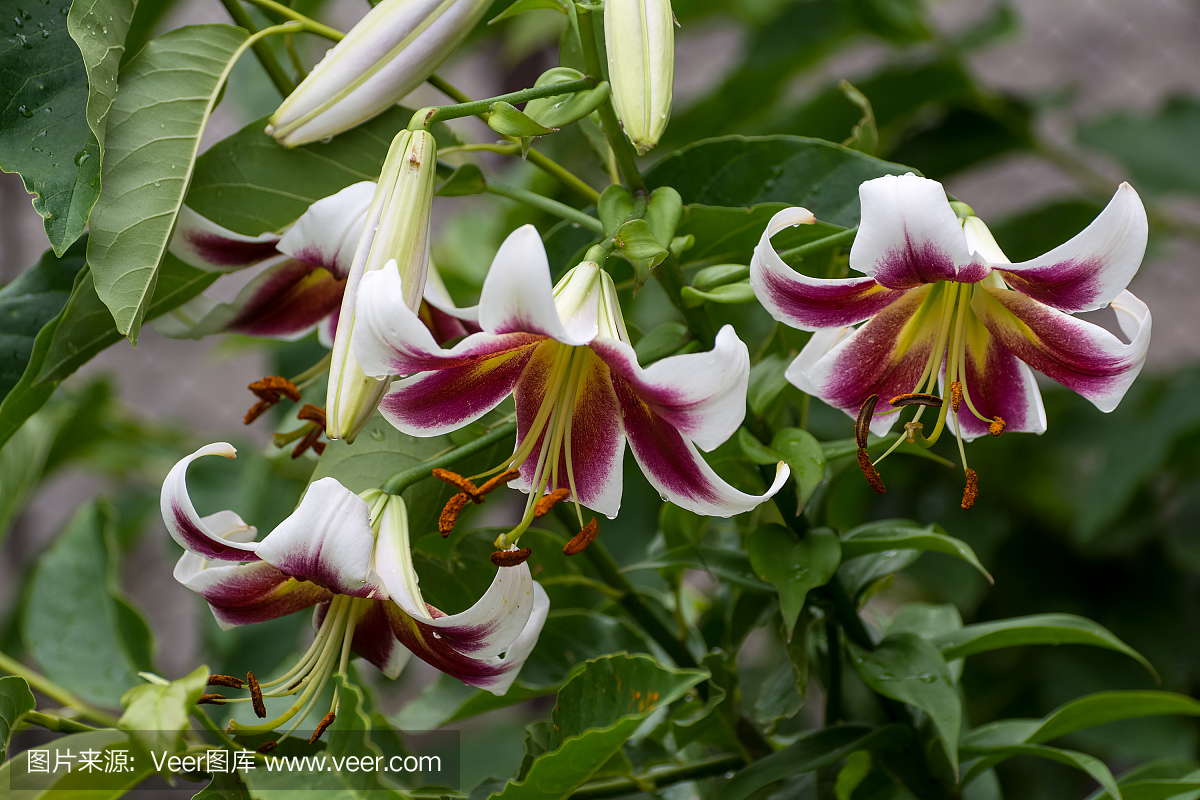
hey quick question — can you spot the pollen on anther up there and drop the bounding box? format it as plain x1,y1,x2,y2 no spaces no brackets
534,488,571,518
297,404,327,431
961,468,979,510
310,712,336,744
857,448,886,494
439,493,471,537
563,517,599,555
245,376,301,425
247,671,266,718
208,674,244,689
491,547,533,566
889,392,942,408
479,469,522,495
989,416,1006,437
432,469,482,502
950,381,963,413
856,395,879,449
257,741,278,754
197,693,226,705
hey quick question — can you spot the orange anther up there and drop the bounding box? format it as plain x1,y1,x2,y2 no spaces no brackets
247,671,266,718
478,469,522,495
989,416,1006,437
432,469,483,502
207,674,244,689
245,376,301,425
950,382,963,413
257,741,278,754
857,448,886,495
297,404,327,430
534,488,571,518
310,712,336,744
291,426,325,459
439,493,472,537
563,517,599,555
197,694,226,705
961,468,979,510
491,548,533,566
856,395,879,449
889,392,942,408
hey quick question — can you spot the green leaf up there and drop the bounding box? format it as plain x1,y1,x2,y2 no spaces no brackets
0,729,148,796
524,68,610,130
839,80,878,154
960,743,1121,800
326,674,387,793
489,654,706,800
676,203,844,266
848,633,961,770
645,136,911,227
488,101,557,138
693,264,749,291
634,322,690,364
1078,96,1200,195
0,408,63,548
681,282,756,308
771,428,827,512
0,676,36,759
87,24,248,342
0,0,100,254
624,544,773,593
613,219,669,261
1027,692,1200,746
118,665,208,762
713,724,909,800
598,184,633,236
490,0,567,23
840,520,992,582
644,186,683,248
68,0,135,153
22,500,155,707
747,524,840,637
437,163,487,197
934,614,1154,677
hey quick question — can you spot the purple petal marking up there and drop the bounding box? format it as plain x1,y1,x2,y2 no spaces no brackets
954,313,1044,439
380,339,539,433
386,604,518,689
196,562,332,628
876,229,988,289
998,259,1105,312
226,262,346,338
975,287,1147,406
349,600,405,678
185,230,281,269
420,299,480,345
171,502,261,562
758,269,908,329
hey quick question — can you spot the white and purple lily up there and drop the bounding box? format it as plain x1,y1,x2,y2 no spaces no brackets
349,224,789,547
751,173,1151,504
163,443,547,737
158,182,476,346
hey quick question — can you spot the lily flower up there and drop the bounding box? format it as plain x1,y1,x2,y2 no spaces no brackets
164,443,548,740
750,173,1151,507
158,181,475,347
267,0,494,147
350,224,790,548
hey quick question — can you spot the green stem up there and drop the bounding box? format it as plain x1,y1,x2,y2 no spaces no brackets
0,651,120,727
191,707,250,753
824,620,843,724
217,0,296,95
655,255,716,348
486,182,605,234
778,227,858,266
571,6,645,192
427,73,474,105
381,421,517,495
570,753,745,799
238,0,344,41
440,143,601,204
21,711,101,733
410,79,596,129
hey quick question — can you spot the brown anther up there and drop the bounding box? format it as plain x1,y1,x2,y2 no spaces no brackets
534,488,571,518
989,416,1006,437
296,404,327,431
856,395,879,449
309,712,336,744
197,693,226,705
563,517,599,556
432,469,483,502
439,493,471,537
904,420,924,444
478,469,522,495
889,392,943,408
950,381,963,413
491,547,533,566
291,425,325,459
244,377,302,425
247,671,266,718
857,448,886,494
961,468,979,510
207,674,244,689
257,741,278,754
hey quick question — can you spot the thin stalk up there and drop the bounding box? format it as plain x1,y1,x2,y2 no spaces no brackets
381,421,517,494
655,255,716,348
410,79,596,129
0,651,120,727
486,182,604,234
570,753,745,799
217,0,296,95
427,73,474,105
571,6,645,192
191,707,246,753
824,620,843,724
439,143,601,204
778,227,858,265
239,0,344,41
21,711,100,733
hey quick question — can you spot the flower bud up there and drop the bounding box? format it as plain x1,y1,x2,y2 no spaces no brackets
327,129,436,442
603,0,675,155
267,0,493,147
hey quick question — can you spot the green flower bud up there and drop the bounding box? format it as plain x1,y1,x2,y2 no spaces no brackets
603,0,676,155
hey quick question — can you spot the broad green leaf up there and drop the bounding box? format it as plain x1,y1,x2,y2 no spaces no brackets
69,0,136,158
490,0,567,23
634,322,690,365
645,136,911,227
0,729,147,797
613,219,669,261
1079,96,1200,195
840,520,992,582
960,743,1121,800
488,101,557,137
681,282,756,307
848,633,961,770
326,674,387,793
747,353,791,416
523,68,610,130
1110,780,1200,800
193,771,253,800
624,544,773,593
0,676,36,759
87,24,248,342
746,524,840,637
693,264,749,290
771,428,827,512
0,408,62,547
598,184,633,236
934,614,1154,677
1028,691,1200,746
836,751,872,800
119,665,208,762
837,548,921,597
0,252,217,450
22,500,155,707
676,204,844,266
714,724,909,800
437,163,486,197
0,0,99,254
890,602,964,682
489,654,706,800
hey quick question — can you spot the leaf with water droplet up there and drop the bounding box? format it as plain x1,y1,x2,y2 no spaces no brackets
747,523,841,639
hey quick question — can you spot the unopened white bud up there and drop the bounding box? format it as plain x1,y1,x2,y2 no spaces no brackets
603,0,675,155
